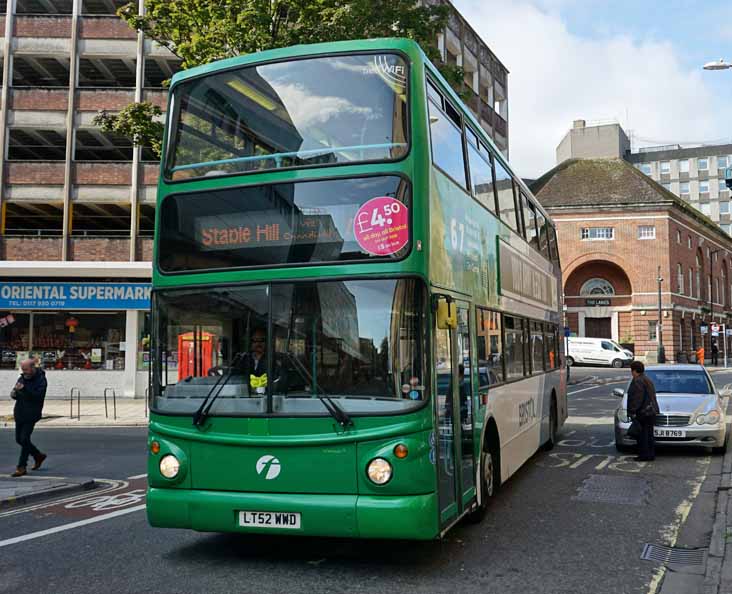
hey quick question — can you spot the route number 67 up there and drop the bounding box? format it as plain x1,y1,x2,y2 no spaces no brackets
450,218,465,252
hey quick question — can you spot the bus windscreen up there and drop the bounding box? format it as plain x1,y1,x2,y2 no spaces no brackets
165,53,409,180
158,175,411,272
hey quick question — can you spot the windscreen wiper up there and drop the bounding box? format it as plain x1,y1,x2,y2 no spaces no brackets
283,351,352,428
193,353,243,427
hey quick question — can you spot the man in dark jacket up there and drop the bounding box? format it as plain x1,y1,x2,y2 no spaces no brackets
626,361,660,461
11,359,48,477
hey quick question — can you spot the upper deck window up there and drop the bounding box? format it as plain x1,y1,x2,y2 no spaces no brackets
165,53,409,180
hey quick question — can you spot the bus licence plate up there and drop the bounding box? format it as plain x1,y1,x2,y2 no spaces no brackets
239,511,301,529
654,428,685,438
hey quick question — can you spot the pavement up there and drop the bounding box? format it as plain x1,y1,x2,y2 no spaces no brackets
0,397,148,427
0,475,96,508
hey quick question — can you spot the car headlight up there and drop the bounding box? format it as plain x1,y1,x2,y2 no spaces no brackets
696,410,721,425
366,458,392,485
617,409,629,423
159,454,180,479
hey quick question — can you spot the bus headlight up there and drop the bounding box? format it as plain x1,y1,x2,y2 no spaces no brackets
159,454,180,479
367,458,392,485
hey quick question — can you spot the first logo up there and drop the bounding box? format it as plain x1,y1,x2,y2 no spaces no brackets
256,455,281,480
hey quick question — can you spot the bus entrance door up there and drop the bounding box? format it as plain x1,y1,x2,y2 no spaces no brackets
434,299,475,527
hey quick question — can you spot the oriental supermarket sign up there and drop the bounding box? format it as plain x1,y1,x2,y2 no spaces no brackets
0,282,151,310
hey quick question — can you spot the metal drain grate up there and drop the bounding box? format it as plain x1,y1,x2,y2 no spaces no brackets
641,543,707,566
572,474,650,505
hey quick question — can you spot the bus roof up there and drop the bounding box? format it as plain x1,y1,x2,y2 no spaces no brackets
170,37,423,87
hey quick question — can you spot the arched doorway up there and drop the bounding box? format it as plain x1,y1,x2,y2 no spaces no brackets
564,260,632,340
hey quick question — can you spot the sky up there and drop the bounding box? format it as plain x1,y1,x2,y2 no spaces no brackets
452,0,732,178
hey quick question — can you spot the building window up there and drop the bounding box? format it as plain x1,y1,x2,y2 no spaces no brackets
31,313,126,370
718,156,728,169
677,263,684,294
688,235,692,249
648,321,657,341
679,159,690,173
699,180,710,193
638,225,656,239
700,203,711,216
639,163,652,175
581,227,614,241
721,202,730,214
716,278,720,304
677,229,682,243
680,181,690,196
698,157,709,171
720,180,729,193
660,161,671,174
689,268,694,297
0,313,30,370
580,278,615,296
723,224,732,235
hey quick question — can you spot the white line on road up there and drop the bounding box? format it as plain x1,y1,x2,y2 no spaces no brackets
127,473,147,480
568,380,626,395
0,504,146,548
566,416,615,425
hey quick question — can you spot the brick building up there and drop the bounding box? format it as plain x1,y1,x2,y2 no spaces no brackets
533,158,732,363
0,0,510,397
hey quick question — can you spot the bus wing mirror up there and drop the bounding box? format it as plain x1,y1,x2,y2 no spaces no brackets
436,298,457,330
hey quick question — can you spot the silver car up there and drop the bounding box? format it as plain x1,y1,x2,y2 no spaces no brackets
613,364,729,454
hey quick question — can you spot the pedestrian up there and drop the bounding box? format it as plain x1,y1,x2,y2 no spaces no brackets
10,358,48,477
627,361,660,462
712,341,719,366
696,345,705,366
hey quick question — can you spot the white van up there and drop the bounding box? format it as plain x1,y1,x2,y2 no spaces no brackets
567,337,634,368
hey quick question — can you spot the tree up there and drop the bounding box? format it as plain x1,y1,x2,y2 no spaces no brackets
94,0,463,156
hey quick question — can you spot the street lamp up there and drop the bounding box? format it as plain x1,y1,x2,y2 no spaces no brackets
703,59,732,71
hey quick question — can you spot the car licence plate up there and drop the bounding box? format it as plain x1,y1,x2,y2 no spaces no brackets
238,511,301,529
654,428,686,438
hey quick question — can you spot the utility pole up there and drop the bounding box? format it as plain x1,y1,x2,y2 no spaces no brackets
657,265,665,363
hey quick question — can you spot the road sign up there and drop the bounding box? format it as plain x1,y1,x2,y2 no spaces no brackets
712,323,720,332
701,325,708,335
564,326,571,337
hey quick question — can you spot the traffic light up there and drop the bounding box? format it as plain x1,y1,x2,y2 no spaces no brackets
726,167,732,190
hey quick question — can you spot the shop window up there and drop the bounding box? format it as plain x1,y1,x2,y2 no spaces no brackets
0,312,30,370
32,312,126,370
137,311,150,370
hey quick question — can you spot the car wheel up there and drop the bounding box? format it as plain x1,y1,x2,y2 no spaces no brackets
467,444,499,524
543,397,558,451
611,359,623,369
566,357,574,367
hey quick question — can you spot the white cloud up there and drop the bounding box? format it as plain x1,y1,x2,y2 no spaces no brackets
454,1,725,178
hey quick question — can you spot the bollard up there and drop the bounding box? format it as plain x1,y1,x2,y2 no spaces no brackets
103,388,117,420
103,387,113,419
69,388,81,420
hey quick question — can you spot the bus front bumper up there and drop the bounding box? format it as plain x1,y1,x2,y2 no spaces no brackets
147,487,439,540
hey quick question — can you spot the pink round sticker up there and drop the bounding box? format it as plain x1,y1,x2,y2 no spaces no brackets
353,197,409,256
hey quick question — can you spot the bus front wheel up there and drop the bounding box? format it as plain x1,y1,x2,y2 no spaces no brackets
467,440,499,524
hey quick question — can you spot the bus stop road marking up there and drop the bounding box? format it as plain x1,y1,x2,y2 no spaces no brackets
0,504,146,549
127,473,147,480
568,381,626,395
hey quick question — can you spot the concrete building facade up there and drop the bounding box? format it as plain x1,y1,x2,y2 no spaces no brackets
0,0,510,397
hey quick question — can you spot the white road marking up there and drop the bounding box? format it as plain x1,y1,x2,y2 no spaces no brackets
0,504,146,548
567,416,614,425
568,380,626,395
127,473,147,480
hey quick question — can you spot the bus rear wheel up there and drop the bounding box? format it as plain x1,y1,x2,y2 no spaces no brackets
467,443,499,524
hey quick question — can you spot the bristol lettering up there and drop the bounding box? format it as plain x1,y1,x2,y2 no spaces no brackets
518,398,537,427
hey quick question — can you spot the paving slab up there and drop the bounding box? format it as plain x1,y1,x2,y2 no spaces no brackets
0,475,96,507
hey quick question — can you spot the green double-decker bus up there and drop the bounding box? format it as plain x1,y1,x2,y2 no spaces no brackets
147,38,566,539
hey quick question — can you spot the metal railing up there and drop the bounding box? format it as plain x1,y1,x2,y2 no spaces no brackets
69,387,80,420
103,387,117,420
